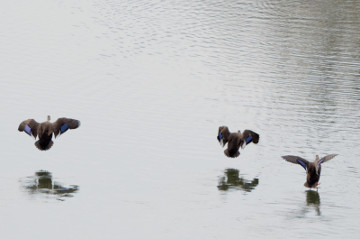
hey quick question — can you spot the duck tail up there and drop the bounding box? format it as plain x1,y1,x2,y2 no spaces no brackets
224,149,240,158
35,140,54,151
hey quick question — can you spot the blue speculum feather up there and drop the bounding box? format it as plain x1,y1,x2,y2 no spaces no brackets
297,159,307,170
60,123,69,133
24,125,32,136
217,133,223,141
245,135,252,144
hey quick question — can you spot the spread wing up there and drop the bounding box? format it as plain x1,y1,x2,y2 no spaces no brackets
18,119,39,138
217,126,230,146
53,118,80,138
242,130,260,145
282,155,309,171
317,154,338,166
217,128,224,142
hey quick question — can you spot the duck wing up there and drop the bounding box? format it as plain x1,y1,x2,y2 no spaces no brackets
217,126,230,147
282,155,309,171
18,119,39,138
242,130,260,145
317,154,338,166
53,118,80,138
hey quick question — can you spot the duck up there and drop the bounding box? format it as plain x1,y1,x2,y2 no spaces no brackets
18,115,80,150
217,126,259,158
281,154,338,188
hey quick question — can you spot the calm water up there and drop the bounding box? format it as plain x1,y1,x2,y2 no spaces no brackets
1,0,360,238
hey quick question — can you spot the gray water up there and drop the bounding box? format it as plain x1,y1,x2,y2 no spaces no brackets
1,0,360,238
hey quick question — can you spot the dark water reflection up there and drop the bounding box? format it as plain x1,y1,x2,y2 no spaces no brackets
22,170,79,201
305,190,321,216
218,168,259,192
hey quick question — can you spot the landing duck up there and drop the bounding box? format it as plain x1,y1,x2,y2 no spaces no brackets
281,154,338,188
217,126,259,158
18,115,80,150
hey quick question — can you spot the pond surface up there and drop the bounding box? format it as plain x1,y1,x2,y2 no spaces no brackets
0,0,359,238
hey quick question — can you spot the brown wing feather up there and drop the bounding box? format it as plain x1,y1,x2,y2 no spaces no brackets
242,130,260,144
53,117,80,137
18,119,39,138
218,126,230,140
282,155,310,168
318,154,338,165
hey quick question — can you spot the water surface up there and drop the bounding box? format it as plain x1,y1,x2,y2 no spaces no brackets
0,0,359,238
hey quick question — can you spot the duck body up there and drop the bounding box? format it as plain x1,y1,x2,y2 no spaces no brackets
281,154,337,188
36,121,54,150
304,163,321,188
224,132,242,157
217,126,259,158
18,116,80,151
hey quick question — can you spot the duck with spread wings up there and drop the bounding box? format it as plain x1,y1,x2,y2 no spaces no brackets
18,115,80,150
281,154,338,188
217,126,259,158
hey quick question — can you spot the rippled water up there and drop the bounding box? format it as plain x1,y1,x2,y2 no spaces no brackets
1,0,359,238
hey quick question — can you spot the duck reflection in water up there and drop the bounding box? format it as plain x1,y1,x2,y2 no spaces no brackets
218,168,259,192
305,190,321,216
23,170,79,200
